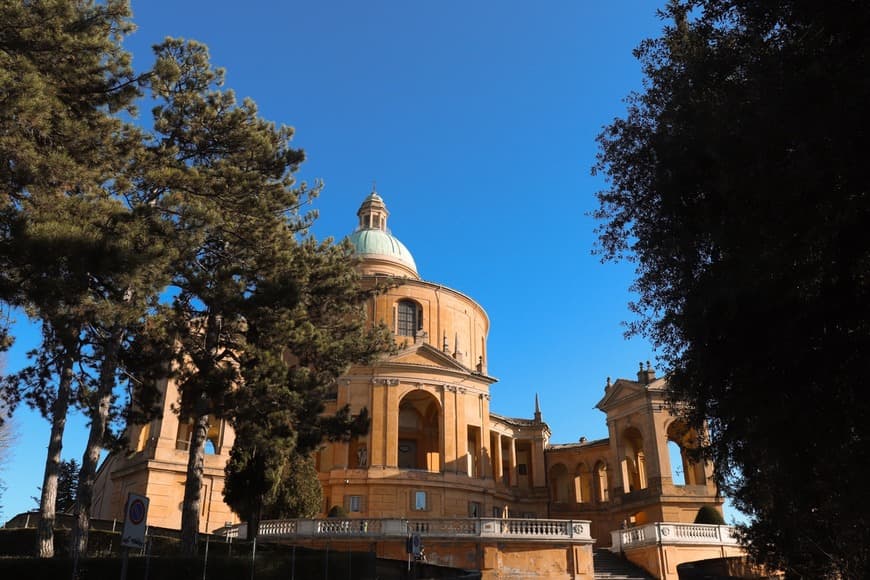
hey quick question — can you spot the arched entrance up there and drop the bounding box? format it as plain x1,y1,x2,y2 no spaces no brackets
398,390,441,471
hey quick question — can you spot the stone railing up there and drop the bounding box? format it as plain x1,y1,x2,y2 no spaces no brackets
611,523,739,553
258,519,297,536
239,517,592,543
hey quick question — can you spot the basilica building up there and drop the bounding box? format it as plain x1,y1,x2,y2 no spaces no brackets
92,192,726,570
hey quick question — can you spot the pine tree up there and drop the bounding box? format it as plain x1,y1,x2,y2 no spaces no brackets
139,38,318,554
56,459,80,514
224,239,393,541
69,203,176,559
0,0,141,557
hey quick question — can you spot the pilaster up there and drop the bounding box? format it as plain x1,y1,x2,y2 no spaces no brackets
384,379,399,467
531,436,546,488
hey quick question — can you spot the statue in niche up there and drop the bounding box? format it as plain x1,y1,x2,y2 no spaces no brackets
357,445,367,467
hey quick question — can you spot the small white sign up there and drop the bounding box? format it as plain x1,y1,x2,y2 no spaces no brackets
121,493,150,549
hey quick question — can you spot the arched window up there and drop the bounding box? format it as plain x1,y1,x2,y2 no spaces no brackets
667,420,707,485
548,463,572,503
175,416,223,454
397,300,421,337
668,441,686,485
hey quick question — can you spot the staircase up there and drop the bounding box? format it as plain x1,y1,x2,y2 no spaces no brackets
593,549,655,579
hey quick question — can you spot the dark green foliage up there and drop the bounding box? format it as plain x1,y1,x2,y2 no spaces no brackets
224,239,393,539
0,0,154,558
0,0,176,558
224,449,322,524
55,459,79,514
135,37,387,552
693,505,725,525
594,1,870,576
265,454,322,519
327,505,348,518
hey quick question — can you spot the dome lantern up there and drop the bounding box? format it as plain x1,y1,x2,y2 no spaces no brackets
348,189,419,279
357,188,389,232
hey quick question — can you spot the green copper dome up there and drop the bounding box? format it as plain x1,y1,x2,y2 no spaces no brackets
348,190,418,277
348,228,418,271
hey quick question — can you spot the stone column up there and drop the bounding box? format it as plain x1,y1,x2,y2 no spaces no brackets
443,385,458,474
456,388,468,475
480,394,492,479
493,433,503,484
439,384,448,473
508,438,518,487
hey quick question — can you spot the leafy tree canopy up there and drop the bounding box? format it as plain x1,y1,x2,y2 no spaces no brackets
594,1,870,577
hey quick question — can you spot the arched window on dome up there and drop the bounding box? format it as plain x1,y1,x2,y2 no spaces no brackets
397,300,422,337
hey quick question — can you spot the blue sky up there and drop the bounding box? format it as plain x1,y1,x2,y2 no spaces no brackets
2,1,743,523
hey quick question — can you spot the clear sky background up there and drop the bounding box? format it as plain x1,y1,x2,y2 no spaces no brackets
1,1,743,524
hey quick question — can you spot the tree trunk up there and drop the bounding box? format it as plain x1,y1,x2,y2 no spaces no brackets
247,494,263,544
181,311,222,555
37,352,75,558
71,325,124,559
180,402,209,555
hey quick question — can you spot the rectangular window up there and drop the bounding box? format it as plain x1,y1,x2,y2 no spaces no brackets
397,301,419,336
517,464,528,475
492,506,502,518
414,491,427,511
348,495,362,512
175,421,193,451
468,501,481,518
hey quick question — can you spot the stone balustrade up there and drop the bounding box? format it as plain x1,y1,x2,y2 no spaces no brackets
611,522,739,552
230,517,592,543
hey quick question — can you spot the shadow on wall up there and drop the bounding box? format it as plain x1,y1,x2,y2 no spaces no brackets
677,556,783,580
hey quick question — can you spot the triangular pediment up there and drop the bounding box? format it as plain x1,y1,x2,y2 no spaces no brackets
596,378,646,411
387,341,474,373
596,375,667,411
